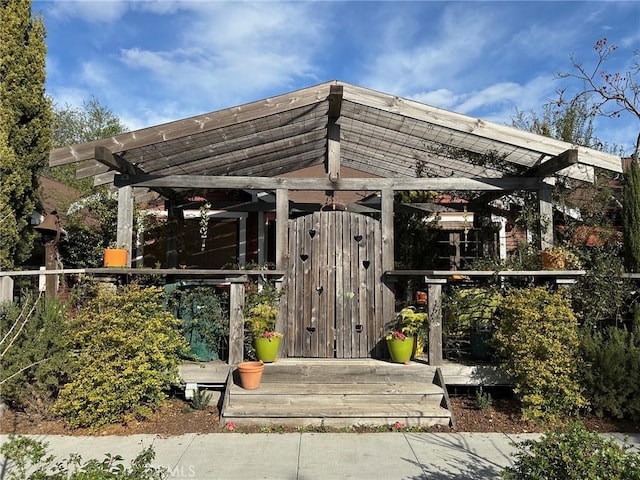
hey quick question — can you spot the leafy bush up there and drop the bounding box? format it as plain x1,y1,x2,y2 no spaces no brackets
570,250,634,330
0,434,166,479
502,422,640,480
53,284,188,428
0,294,74,417
446,287,502,334
580,325,640,420
495,287,587,422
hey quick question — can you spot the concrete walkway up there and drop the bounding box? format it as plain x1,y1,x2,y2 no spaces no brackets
2,432,639,479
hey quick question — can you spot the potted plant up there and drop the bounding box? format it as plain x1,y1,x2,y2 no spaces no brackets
541,245,582,270
385,307,428,364
245,301,282,363
103,243,128,267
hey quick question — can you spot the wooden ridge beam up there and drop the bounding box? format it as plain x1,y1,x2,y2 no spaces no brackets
328,84,343,119
114,173,544,192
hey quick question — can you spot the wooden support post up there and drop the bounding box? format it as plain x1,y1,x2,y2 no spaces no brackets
257,211,266,265
427,280,446,366
0,276,13,303
275,189,288,337
238,215,247,267
228,281,246,365
381,189,395,352
116,186,134,267
165,199,179,268
539,179,554,250
275,189,288,270
43,244,57,299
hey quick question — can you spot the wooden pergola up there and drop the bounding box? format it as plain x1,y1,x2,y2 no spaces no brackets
48,80,623,364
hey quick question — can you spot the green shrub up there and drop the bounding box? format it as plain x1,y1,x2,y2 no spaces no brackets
445,287,502,335
502,422,640,480
580,325,640,420
495,287,587,422
0,434,166,479
0,294,74,417
53,284,188,428
570,250,633,330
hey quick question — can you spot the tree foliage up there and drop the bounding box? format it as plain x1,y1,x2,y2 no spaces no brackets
47,97,128,194
623,156,640,272
58,191,119,268
512,98,600,148
0,0,53,269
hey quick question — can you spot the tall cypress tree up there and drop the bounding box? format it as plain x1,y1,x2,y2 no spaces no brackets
623,156,640,273
0,0,53,269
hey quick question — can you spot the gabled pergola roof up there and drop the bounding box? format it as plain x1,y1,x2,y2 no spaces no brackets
49,80,622,202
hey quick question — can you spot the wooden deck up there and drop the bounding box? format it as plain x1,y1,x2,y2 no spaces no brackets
178,358,512,390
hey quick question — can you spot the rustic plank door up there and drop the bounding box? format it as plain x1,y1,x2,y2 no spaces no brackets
284,211,385,358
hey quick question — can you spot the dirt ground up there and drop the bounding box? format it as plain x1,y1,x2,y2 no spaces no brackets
2,393,639,436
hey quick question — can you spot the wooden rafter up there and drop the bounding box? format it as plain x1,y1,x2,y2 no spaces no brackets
469,149,579,207
95,146,178,200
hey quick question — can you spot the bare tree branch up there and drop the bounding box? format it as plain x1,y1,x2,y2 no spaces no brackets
556,38,640,158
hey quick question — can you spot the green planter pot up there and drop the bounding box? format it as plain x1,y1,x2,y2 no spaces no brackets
254,336,282,363
387,337,414,364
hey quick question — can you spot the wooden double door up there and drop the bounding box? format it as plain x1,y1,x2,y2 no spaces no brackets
283,211,385,358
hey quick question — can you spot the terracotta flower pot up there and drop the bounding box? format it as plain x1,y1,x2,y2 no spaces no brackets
387,337,414,364
237,361,264,390
254,336,282,363
103,248,127,267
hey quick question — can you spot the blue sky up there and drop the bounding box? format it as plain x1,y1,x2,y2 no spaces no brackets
35,1,640,155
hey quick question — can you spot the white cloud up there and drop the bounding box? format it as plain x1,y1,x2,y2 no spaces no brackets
410,89,461,109
44,0,130,23
114,2,325,113
361,4,505,96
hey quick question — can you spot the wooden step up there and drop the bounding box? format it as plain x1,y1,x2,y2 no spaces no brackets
228,382,445,406
255,360,437,384
222,403,452,427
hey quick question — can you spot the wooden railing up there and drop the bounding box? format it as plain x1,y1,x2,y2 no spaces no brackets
0,267,284,365
2,268,638,366
385,270,640,366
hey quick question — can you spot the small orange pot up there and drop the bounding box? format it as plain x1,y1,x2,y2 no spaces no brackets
237,361,265,390
103,248,128,267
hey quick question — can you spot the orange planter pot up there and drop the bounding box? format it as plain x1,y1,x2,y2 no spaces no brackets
541,251,565,269
103,248,128,267
237,361,265,390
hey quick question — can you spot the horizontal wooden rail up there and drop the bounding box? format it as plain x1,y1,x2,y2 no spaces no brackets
0,268,284,278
